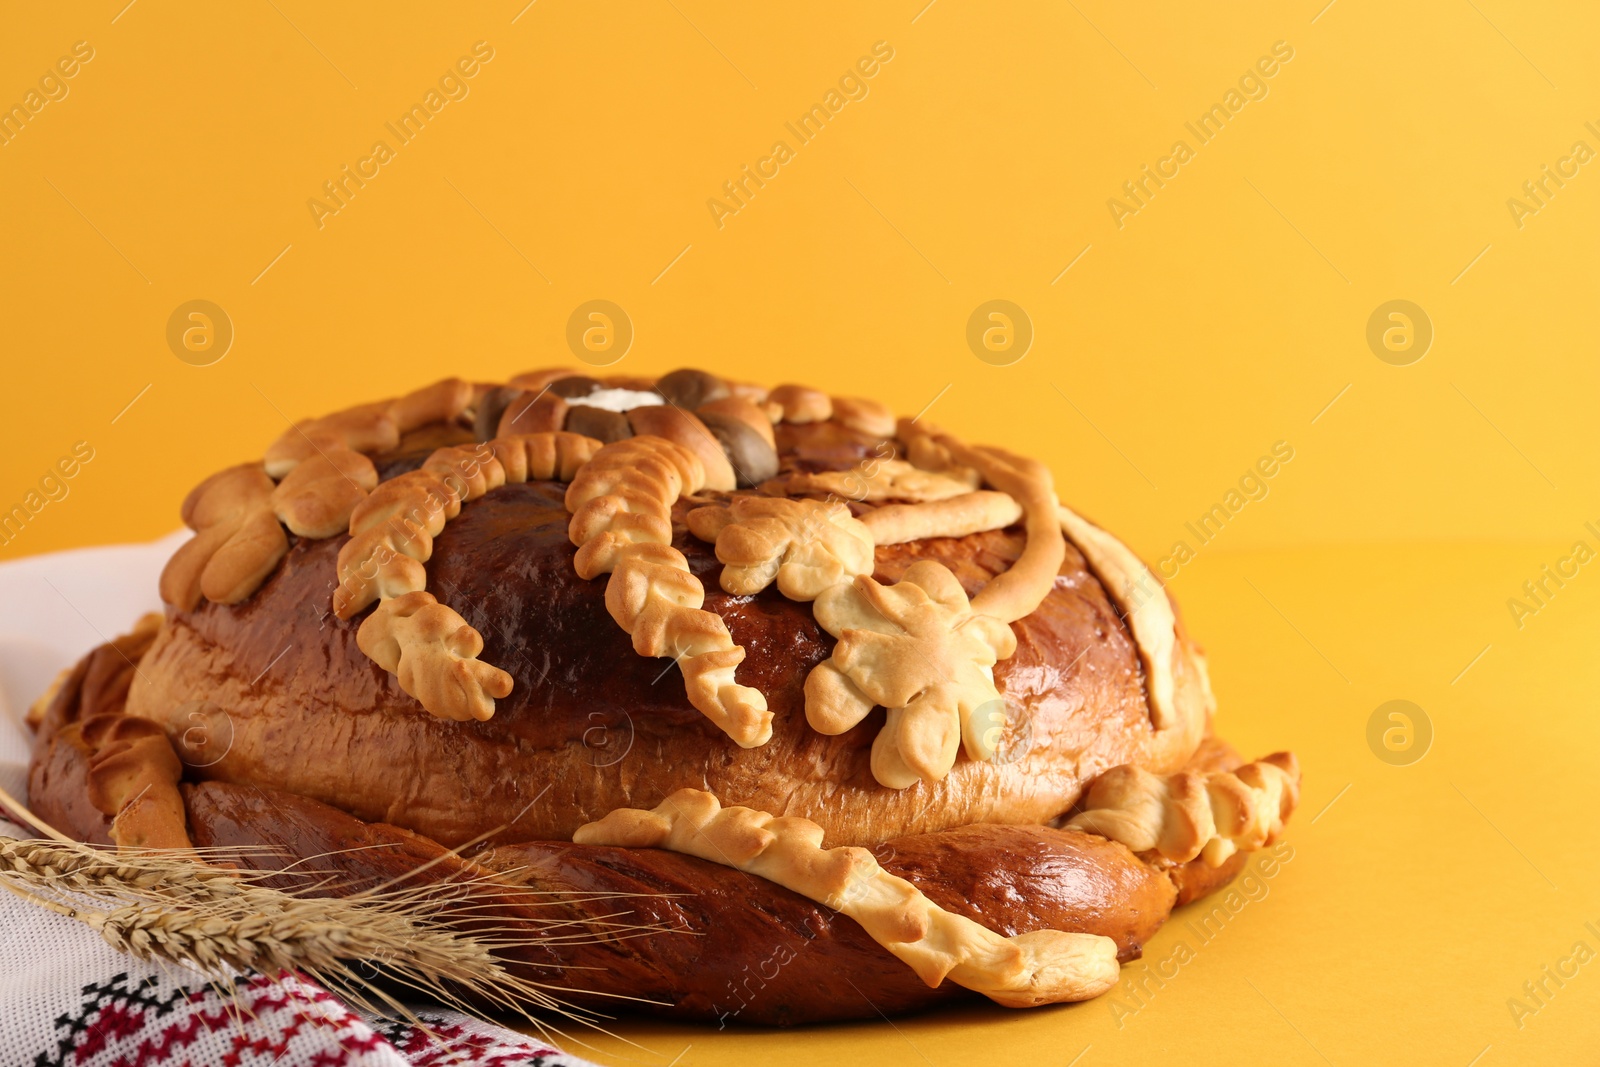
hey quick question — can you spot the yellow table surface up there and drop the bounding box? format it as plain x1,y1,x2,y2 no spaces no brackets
3,1,1597,1063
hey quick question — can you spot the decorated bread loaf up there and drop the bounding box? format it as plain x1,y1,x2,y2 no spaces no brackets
27,368,1299,1024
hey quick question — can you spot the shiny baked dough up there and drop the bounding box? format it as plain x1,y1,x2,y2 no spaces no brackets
335,432,600,721
79,714,192,851
566,436,773,747
767,383,833,423
895,423,1065,626
1057,503,1184,732
1066,752,1300,866
861,491,1022,545
829,395,896,437
686,495,874,601
269,446,377,539
356,591,513,723
158,465,288,611
806,560,1017,788
262,378,474,478
334,433,599,618
574,788,1121,1008
787,458,980,502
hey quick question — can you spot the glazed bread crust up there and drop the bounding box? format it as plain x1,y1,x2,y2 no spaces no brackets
26,371,1299,1024
122,433,1213,849
179,780,1175,1024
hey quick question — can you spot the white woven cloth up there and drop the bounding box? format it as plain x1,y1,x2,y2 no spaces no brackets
0,536,599,1067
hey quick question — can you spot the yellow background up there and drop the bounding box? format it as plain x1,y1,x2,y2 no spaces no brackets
2,2,1597,1063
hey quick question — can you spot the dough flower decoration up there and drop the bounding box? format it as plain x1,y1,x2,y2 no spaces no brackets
805,560,1018,789
270,448,379,539
685,496,874,601
574,788,1120,1007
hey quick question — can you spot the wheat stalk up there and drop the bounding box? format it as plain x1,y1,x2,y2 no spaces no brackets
0,827,663,1049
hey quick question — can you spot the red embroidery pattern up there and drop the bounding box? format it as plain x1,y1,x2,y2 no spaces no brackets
37,972,583,1067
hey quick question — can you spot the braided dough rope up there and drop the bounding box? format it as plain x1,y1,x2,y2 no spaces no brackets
1057,504,1183,731
685,496,874,601
574,788,1121,1008
786,458,979,503
565,436,772,747
862,490,1022,545
357,591,512,723
337,432,601,721
807,560,1017,788
1066,752,1300,867
336,433,600,617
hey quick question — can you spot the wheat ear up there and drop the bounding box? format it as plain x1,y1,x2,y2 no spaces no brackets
0,772,680,1057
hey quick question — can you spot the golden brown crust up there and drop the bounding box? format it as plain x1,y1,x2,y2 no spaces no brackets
565,435,704,576
497,390,568,436
262,402,398,479
786,457,980,502
29,611,1283,1024
79,714,192,850
898,423,1064,625
34,369,1302,1024
697,396,777,449
506,367,575,392
625,405,737,492
574,788,1121,1007
168,779,1177,1024
389,378,476,436
29,633,194,851
335,433,601,619
356,591,513,722
28,612,162,732
334,432,600,720
262,378,472,478
122,504,1218,849
1058,503,1190,734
